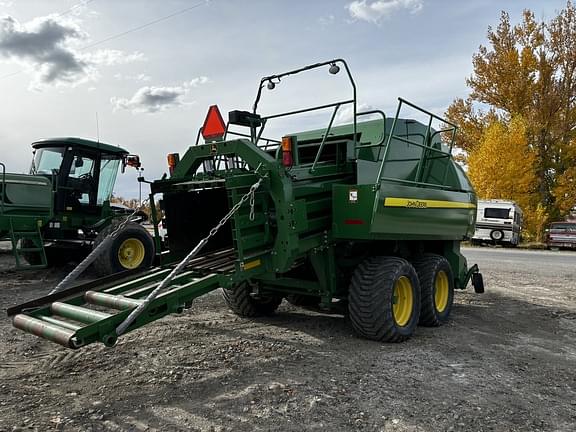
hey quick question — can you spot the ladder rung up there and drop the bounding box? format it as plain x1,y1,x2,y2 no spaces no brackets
39,315,82,331
85,291,143,310
18,247,43,252
12,314,77,348
51,302,111,324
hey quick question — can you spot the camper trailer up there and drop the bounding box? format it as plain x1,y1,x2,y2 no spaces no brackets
472,200,523,246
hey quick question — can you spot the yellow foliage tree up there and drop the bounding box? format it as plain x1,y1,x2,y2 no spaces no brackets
468,117,545,240
446,1,576,233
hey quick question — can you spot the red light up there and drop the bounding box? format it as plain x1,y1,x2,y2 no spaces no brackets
282,151,293,167
201,105,226,141
344,219,364,225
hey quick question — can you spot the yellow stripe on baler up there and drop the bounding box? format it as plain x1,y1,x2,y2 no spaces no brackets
384,197,476,209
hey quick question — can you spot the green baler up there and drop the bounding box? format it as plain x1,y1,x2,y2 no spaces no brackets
8,59,483,348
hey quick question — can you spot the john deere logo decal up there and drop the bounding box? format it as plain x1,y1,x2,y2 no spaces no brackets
406,200,427,208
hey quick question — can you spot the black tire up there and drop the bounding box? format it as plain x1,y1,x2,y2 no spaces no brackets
221,282,282,317
93,222,155,276
348,256,420,343
490,229,504,242
413,254,454,327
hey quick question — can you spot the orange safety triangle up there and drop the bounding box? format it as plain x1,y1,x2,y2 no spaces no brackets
201,105,226,140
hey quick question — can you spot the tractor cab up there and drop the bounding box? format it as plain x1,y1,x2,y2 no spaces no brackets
30,138,135,215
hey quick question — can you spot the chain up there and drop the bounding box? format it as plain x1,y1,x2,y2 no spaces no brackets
249,187,256,221
116,171,267,336
49,198,151,295
109,198,150,237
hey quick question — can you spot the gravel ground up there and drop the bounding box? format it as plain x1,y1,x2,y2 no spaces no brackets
0,246,575,432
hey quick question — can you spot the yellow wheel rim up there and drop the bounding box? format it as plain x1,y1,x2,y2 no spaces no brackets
434,270,449,313
392,276,414,327
117,238,145,269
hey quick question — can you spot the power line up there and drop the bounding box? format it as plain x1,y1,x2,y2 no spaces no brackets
81,1,209,51
0,0,211,81
57,0,97,18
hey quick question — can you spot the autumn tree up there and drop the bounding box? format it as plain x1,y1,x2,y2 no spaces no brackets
446,1,576,237
467,116,546,240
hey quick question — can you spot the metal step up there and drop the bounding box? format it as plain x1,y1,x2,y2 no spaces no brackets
8,218,47,269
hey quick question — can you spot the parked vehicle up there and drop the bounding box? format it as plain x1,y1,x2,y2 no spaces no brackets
472,200,522,246
545,222,576,250
0,138,154,273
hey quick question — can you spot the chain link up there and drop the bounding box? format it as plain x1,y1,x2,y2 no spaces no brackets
249,187,256,221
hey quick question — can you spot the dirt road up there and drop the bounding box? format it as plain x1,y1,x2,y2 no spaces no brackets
0,247,575,431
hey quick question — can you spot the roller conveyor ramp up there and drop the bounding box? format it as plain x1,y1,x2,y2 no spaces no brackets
7,249,236,349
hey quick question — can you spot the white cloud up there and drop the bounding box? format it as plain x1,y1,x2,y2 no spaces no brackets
114,72,152,82
111,77,210,114
347,0,423,23
0,1,14,7
88,49,146,66
0,14,145,90
335,103,375,124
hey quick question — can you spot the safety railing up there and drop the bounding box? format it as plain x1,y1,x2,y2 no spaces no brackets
253,59,357,172
374,98,458,190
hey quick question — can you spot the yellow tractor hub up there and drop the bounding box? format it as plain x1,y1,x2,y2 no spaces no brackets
117,238,145,269
392,276,413,326
434,270,449,312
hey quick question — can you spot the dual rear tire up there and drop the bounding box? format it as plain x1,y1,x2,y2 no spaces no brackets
348,254,454,342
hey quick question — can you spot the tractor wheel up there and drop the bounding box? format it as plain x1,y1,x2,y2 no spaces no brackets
348,256,420,342
93,222,154,276
413,254,454,327
221,282,282,317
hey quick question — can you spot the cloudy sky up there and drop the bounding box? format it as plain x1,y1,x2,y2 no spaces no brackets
0,0,568,198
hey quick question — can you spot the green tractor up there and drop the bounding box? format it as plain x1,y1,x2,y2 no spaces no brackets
0,137,154,274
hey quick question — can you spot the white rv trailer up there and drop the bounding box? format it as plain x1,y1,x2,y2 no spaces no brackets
472,200,523,246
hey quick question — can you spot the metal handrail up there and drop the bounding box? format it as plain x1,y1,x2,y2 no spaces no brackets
354,110,387,155
374,98,458,190
252,58,358,152
310,104,341,173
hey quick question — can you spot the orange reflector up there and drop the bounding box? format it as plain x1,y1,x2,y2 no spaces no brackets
201,105,226,140
167,153,180,175
281,136,292,151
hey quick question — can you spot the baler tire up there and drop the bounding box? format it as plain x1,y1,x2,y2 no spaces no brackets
412,254,454,327
92,222,155,276
348,256,420,343
221,282,282,317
